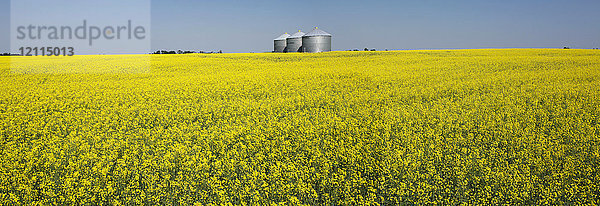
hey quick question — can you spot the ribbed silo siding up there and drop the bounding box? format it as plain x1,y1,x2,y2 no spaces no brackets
274,39,287,52
302,36,331,53
285,38,303,52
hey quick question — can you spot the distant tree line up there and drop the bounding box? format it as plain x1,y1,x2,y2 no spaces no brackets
152,50,222,54
562,47,598,49
2,47,599,56
1,50,226,55
345,48,388,52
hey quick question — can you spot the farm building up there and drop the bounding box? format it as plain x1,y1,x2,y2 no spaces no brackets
285,30,305,53
273,33,290,52
273,27,332,53
302,27,332,53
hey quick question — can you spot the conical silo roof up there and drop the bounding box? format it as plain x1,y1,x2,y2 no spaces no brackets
303,27,332,37
288,30,305,39
274,33,290,41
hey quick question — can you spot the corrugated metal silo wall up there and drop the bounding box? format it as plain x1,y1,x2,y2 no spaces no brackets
274,39,287,52
302,36,331,53
285,37,303,52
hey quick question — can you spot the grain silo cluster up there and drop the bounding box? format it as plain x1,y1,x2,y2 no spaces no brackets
273,27,332,53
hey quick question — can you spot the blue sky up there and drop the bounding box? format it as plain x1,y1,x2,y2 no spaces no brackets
1,0,600,53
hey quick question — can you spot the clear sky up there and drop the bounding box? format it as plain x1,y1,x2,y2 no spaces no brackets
0,0,7,52
1,0,600,53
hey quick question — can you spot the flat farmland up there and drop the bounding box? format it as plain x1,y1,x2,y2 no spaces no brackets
1,49,599,204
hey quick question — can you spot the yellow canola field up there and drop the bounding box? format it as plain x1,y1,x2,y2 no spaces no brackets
1,49,599,205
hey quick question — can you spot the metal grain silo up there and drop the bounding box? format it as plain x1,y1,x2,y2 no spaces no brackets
273,33,290,52
285,30,305,52
302,27,332,53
